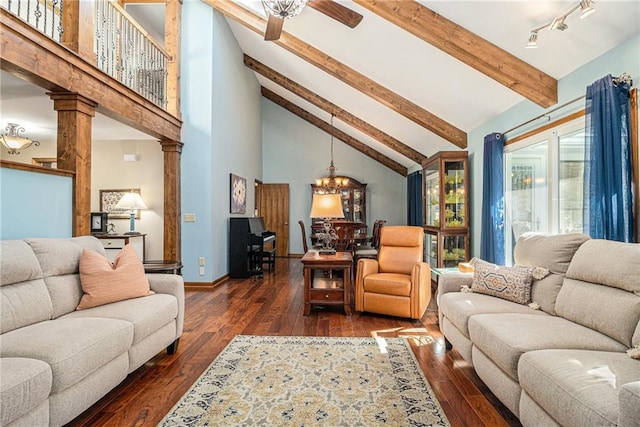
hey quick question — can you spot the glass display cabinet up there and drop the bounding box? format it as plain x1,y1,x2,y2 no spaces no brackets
422,151,469,268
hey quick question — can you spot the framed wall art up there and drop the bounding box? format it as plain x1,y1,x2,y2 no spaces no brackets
100,189,141,219
230,174,247,214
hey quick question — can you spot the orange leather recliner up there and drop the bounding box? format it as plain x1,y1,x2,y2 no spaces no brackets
355,226,431,319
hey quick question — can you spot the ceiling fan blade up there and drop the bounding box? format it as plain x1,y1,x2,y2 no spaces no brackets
264,14,284,41
307,0,363,28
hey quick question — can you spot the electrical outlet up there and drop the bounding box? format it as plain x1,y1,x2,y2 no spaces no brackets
184,213,196,222
199,266,205,276
198,257,205,266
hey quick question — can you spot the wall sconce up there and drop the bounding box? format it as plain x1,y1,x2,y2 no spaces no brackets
115,192,147,235
526,0,596,48
1,123,40,154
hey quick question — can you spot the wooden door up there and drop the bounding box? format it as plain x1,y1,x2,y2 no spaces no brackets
258,183,289,257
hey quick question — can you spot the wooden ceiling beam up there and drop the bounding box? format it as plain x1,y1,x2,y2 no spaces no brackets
245,55,427,165
261,87,408,176
202,0,467,148
352,0,557,108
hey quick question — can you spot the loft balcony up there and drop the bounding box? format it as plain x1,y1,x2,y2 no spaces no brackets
1,0,174,113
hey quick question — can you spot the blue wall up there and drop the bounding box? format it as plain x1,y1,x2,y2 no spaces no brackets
262,98,408,255
0,168,72,239
180,3,262,282
467,34,640,256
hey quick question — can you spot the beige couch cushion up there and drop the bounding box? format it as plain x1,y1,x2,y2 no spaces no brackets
565,239,640,295
0,241,53,333
0,357,52,426
556,279,640,348
25,237,107,318
514,233,590,314
439,292,547,338
468,313,628,381
62,293,178,345
0,318,133,394
515,232,590,275
519,349,640,427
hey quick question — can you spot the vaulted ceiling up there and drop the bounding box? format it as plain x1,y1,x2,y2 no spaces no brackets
205,0,639,175
2,1,639,175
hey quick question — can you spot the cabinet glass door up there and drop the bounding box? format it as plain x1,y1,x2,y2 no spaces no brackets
442,235,466,268
443,160,466,228
424,232,437,268
353,189,364,223
424,165,440,227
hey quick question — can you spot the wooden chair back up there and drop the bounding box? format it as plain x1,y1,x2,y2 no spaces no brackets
371,220,386,249
298,220,309,253
333,222,354,252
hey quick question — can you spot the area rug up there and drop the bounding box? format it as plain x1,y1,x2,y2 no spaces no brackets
160,335,450,426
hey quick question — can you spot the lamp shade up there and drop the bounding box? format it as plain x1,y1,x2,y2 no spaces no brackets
115,192,147,210
309,193,344,219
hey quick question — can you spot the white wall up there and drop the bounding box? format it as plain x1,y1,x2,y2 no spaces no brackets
91,139,164,260
180,0,262,282
262,98,407,255
468,34,640,256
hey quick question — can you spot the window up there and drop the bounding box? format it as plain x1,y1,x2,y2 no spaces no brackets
504,118,585,264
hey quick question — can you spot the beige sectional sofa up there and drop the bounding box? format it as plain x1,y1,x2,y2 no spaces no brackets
0,237,185,427
438,233,640,426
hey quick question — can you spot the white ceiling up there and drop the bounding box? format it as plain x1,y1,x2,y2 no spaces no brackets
1,1,639,167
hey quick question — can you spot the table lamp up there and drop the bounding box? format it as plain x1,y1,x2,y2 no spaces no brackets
115,192,147,235
309,193,344,254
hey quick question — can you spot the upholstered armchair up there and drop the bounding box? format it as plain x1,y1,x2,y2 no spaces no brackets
355,226,431,319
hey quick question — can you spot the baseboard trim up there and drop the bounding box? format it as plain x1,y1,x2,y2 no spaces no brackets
184,274,229,290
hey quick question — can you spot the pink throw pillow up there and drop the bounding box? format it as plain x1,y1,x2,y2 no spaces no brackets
77,244,153,310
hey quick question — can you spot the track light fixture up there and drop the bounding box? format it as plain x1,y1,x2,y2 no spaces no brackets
526,0,596,48
526,31,539,49
579,0,596,19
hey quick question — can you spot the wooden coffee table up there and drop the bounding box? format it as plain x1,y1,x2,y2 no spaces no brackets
301,251,352,316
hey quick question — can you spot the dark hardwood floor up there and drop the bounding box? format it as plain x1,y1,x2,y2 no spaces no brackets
67,258,521,427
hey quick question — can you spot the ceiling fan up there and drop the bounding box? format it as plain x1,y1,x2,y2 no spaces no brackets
261,0,363,41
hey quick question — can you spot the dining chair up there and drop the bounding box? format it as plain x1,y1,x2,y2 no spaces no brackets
354,220,385,263
298,220,309,253
333,222,355,253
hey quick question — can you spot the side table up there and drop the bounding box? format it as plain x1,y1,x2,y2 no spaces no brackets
143,260,183,275
301,251,352,316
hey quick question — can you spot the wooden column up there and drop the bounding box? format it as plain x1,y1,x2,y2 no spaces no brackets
160,140,183,261
61,0,96,63
49,92,97,236
165,0,182,118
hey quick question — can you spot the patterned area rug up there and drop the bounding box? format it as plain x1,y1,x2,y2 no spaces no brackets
160,335,450,426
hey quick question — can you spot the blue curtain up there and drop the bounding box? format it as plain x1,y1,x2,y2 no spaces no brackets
407,171,422,226
480,133,505,264
583,75,634,242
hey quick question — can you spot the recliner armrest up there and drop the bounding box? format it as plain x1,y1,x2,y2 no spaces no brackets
147,274,185,337
357,258,380,278
618,381,640,426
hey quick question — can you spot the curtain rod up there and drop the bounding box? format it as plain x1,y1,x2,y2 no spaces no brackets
502,95,585,136
502,72,633,137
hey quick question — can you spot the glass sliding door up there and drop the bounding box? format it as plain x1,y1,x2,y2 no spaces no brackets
558,129,585,234
503,118,586,265
504,140,549,264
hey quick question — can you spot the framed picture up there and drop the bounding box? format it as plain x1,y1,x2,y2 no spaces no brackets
90,212,108,234
230,174,247,214
100,189,141,219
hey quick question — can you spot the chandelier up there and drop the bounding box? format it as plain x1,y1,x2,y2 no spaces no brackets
315,114,348,194
261,0,308,18
0,123,40,155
